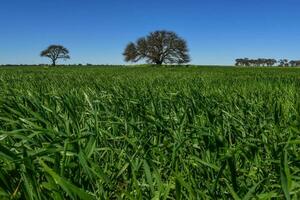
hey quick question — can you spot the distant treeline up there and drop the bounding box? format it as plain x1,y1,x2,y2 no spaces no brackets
235,58,300,67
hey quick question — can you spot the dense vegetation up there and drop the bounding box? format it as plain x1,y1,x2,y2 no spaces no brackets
235,58,300,67
1,66,300,199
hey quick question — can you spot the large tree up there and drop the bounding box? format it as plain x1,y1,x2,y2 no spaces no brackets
40,45,70,66
123,30,190,65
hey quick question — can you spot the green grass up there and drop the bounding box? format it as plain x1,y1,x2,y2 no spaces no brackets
1,66,300,199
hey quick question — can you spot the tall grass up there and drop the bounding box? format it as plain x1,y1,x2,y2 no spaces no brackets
0,66,300,199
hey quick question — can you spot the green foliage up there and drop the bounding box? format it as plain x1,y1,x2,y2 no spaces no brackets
0,66,300,199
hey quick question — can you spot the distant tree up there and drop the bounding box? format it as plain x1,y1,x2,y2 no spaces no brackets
257,58,264,66
40,45,70,66
123,30,190,65
235,58,277,67
267,59,277,67
290,60,296,67
235,58,243,66
290,60,300,67
235,58,250,66
278,59,289,67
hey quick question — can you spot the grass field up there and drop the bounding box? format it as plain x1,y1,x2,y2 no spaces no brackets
1,66,300,199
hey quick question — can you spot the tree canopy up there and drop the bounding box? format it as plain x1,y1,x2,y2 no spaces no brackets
40,45,70,66
235,58,300,67
123,30,190,65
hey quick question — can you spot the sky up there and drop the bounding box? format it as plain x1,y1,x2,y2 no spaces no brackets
0,0,299,65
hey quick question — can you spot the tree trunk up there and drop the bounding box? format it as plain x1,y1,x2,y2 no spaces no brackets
156,60,163,65
52,59,56,66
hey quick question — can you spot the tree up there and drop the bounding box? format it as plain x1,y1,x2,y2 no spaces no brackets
235,58,250,66
235,58,245,66
123,30,190,65
290,60,300,67
40,45,70,66
235,58,277,67
278,59,289,67
266,59,277,67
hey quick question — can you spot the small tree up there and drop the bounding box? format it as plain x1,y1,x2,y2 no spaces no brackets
40,45,70,66
123,30,190,65
278,59,289,67
267,59,277,67
290,60,300,67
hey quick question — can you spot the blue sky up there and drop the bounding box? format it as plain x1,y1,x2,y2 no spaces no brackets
0,0,299,65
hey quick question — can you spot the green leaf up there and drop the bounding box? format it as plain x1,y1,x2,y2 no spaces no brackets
242,179,264,200
280,150,291,200
39,159,96,200
226,181,241,200
143,160,154,194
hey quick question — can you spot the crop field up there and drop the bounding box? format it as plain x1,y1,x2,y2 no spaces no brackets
1,66,300,199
